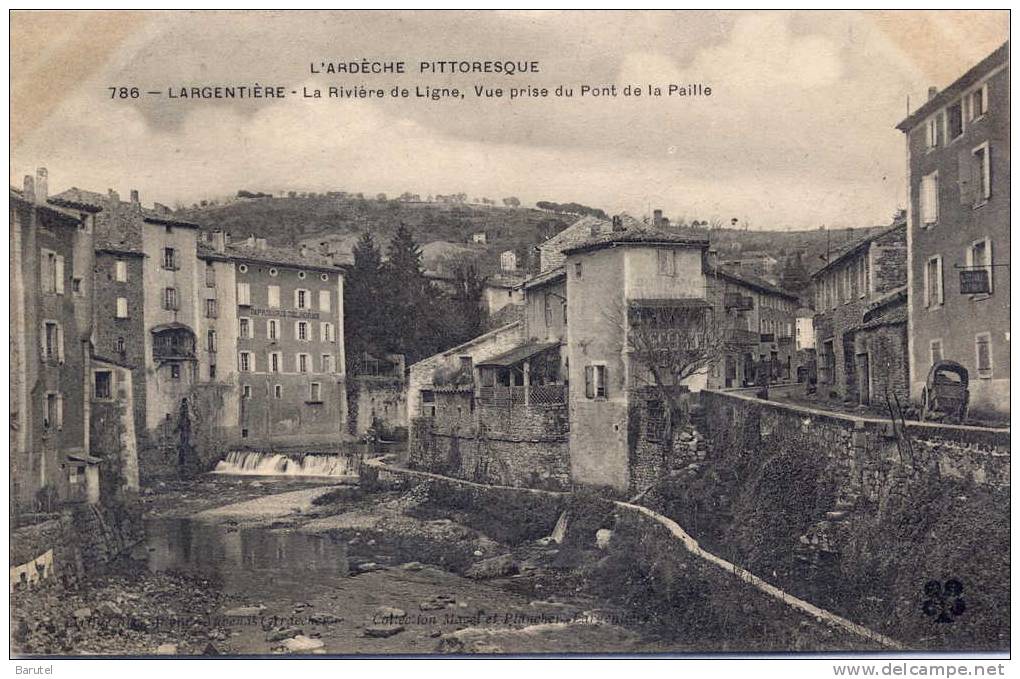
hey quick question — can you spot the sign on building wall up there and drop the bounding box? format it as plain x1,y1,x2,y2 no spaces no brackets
959,269,990,295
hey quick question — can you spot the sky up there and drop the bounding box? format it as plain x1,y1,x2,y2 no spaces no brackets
10,10,1009,231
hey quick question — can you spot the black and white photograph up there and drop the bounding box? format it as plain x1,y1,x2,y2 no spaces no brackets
7,8,1012,670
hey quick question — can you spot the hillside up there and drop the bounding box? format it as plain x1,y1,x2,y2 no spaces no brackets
176,196,573,274
175,195,892,280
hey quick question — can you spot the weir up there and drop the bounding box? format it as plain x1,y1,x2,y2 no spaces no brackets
213,451,360,478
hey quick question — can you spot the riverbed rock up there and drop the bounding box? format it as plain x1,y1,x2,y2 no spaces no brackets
266,626,303,642
595,529,613,550
155,643,178,655
224,605,265,617
465,554,518,580
364,624,405,638
419,595,456,611
373,606,406,619
308,613,343,625
281,635,324,652
398,561,425,571
72,607,92,621
350,561,385,575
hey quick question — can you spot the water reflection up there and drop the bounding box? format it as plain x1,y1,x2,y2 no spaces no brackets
143,518,349,594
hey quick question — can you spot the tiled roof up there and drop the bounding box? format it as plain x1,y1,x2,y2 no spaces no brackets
226,243,341,271
562,225,711,255
811,222,906,280
714,266,799,301
522,266,566,290
476,340,560,368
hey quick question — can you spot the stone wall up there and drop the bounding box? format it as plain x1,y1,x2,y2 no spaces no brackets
627,388,705,495
348,376,406,438
409,397,571,490
655,389,1010,650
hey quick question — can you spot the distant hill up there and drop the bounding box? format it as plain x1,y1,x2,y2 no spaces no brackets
175,196,573,275
175,194,891,282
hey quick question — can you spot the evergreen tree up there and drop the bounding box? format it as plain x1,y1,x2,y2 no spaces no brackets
345,232,384,373
383,224,431,362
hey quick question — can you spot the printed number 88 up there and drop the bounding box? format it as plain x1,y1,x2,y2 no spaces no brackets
109,87,140,99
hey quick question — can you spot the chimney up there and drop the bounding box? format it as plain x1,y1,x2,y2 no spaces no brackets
255,238,267,250
211,230,226,253
705,247,720,270
612,215,624,232
653,209,663,227
107,188,120,208
927,86,938,101
22,175,35,202
35,168,48,204
129,189,140,205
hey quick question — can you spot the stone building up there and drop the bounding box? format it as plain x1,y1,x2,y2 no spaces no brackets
703,264,800,389
10,170,138,511
896,42,1010,416
226,238,347,445
810,222,908,405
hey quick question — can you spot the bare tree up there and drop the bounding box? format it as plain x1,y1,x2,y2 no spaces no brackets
606,300,729,447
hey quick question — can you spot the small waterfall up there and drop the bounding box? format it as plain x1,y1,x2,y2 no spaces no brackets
213,451,357,477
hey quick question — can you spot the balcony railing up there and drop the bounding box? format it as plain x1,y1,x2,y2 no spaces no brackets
477,384,567,407
725,328,759,345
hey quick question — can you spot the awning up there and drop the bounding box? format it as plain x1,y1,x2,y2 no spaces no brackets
477,341,561,368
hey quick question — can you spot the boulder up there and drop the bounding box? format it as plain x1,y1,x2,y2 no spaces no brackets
364,624,405,638
281,635,325,652
266,626,303,642
465,554,518,580
155,643,178,655
595,529,613,550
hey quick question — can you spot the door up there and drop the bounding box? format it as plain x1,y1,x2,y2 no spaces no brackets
858,352,871,406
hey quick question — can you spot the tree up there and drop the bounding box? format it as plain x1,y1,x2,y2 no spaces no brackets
344,232,386,373
503,196,521,208
383,224,433,362
608,301,728,450
446,258,488,342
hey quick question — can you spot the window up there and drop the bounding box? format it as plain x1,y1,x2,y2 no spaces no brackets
209,364,216,379
320,273,329,282
309,382,322,402
40,250,64,294
297,321,308,341
238,264,248,273
322,354,334,373
268,319,278,341
295,289,308,309
170,364,181,380
584,364,607,399
544,294,553,327
115,260,128,282
920,171,939,226
924,256,944,308
163,287,178,310
239,317,251,339
163,247,177,270
298,271,306,280
237,282,251,306
975,333,993,378
297,353,309,373
94,371,112,400
319,290,331,312
44,393,62,430
43,321,63,362
205,299,218,319
116,297,128,318
930,339,943,365
267,285,280,308
967,84,987,122
321,322,334,342
274,385,282,399
207,330,217,353
562,302,568,325
242,385,252,399
205,261,215,287
925,113,942,150
946,100,963,140
270,352,281,373
574,262,582,279
116,337,125,354
71,277,82,295
657,249,676,276
239,351,253,372
269,268,278,277
966,238,993,294
967,143,991,205
645,400,666,442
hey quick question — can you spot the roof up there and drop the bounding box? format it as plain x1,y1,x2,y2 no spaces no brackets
896,42,1009,133
859,305,906,331
10,188,86,223
629,298,712,309
476,340,560,368
521,266,566,290
811,222,906,280
562,225,710,256
150,321,195,334
713,266,799,301
226,243,343,272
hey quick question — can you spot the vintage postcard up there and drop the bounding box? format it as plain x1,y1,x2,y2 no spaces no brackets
8,9,1011,670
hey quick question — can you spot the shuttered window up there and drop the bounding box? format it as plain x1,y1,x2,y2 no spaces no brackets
920,172,939,226
267,285,280,308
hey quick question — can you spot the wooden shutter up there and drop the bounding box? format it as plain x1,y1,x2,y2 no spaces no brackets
584,366,594,399
986,240,994,293
56,324,64,363
55,256,65,294
597,366,607,398
936,257,944,305
56,394,63,429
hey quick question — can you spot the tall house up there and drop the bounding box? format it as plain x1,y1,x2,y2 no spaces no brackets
562,228,710,491
10,170,100,509
227,239,347,444
896,42,1010,415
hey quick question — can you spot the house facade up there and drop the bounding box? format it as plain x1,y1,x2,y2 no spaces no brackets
896,42,1010,416
811,223,909,406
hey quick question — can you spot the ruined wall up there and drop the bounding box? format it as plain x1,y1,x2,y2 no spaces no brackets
854,321,909,406
627,389,706,494
654,390,1009,650
348,376,406,438
409,398,571,490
